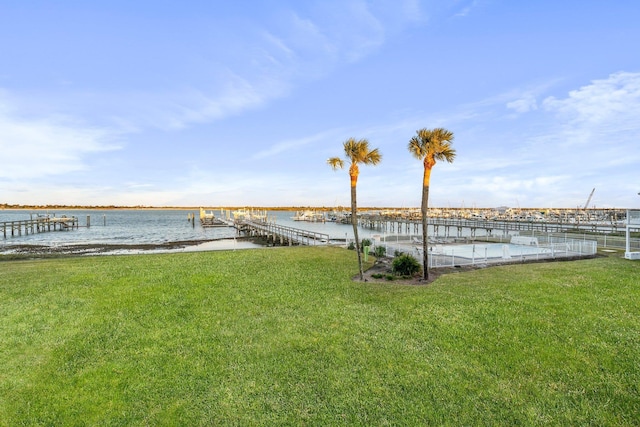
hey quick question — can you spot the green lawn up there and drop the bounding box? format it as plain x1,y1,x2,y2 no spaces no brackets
1,247,639,425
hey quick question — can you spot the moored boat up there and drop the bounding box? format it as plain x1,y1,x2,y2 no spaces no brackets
291,210,326,222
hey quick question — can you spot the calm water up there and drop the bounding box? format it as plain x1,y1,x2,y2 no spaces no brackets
0,209,390,252
1,210,231,250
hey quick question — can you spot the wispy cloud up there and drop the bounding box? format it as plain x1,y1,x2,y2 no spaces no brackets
3,1,430,137
252,128,345,160
166,73,289,130
489,72,640,205
350,71,640,207
522,73,640,166
454,0,482,18
543,71,640,127
0,98,120,180
506,94,538,114
138,0,417,131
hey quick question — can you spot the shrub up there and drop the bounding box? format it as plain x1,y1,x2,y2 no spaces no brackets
385,274,395,281
372,273,384,279
374,246,386,257
392,254,421,276
347,242,355,250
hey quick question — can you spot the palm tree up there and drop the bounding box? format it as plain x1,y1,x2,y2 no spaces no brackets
408,128,456,280
328,138,382,280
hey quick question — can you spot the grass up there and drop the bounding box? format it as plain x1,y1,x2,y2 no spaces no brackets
1,247,639,425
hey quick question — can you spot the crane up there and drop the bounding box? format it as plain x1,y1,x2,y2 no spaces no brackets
583,188,595,209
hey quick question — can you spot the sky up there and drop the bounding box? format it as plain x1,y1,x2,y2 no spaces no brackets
1,0,639,209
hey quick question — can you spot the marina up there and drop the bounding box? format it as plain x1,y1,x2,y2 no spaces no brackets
291,210,327,222
1,208,639,259
356,207,629,236
358,215,627,240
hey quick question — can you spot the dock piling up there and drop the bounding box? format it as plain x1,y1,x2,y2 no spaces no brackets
1,216,79,240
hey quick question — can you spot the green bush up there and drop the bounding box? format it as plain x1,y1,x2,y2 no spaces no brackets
347,242,355,250
374,246,386,257
392,253,421,276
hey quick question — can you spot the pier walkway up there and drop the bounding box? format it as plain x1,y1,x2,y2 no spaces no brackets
237,220,329,246
358,216,626,237
2,216,79,239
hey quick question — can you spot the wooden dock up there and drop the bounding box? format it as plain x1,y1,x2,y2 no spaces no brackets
358,215,628,238
236,219,329,246
2,216,79,239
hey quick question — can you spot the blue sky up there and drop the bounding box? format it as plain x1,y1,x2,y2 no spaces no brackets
1,0,639,208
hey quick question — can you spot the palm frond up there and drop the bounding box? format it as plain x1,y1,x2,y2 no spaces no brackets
408,137,425,160
363,148,382,165
407,127,456,163
327,157,344,170
434,145,456,163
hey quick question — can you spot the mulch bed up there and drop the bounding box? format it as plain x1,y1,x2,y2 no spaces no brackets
359,253,601,285
358,257,479,285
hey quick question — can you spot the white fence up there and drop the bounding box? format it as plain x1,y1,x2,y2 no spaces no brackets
374,236,597,269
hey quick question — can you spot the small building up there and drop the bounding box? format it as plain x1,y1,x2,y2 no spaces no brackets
625,209,640,260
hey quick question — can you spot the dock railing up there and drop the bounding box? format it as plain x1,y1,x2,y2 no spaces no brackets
238,220,329,246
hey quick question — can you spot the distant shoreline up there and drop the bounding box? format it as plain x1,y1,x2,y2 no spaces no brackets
0,206,373,211
2,205,630,211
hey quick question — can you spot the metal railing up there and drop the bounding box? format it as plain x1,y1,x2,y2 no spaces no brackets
239,220,329,246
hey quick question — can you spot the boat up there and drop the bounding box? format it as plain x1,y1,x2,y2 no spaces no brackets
291,210,326,222
199,208,229,227
232,208,268,223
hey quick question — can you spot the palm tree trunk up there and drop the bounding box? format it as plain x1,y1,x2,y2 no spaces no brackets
421,164,432,281
421,183,429,280
351,182,364,280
